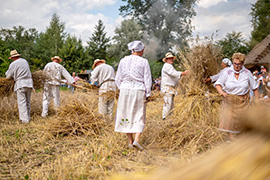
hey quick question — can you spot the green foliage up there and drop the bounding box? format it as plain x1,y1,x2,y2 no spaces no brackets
60,35,86,73
108,19,143,65
0,26,38,76
86,20,110,68
250,0,270,48
120,0,197,59
149,60,163,78
33,13,66,68
215,31,250,58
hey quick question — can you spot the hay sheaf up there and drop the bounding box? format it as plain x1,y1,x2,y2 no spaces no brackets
32,70,50,89
177,41,222,95
46,95,105,137
0,77,15,97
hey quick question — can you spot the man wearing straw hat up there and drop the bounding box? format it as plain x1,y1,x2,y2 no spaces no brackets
161,52,188,120
115,40,152,150
5,50,33,123
91,59,116,117
41,56,75,117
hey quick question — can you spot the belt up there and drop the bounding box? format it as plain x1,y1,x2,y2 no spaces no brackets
99,79,115,87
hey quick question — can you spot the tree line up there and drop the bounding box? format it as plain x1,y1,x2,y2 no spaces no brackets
0,0,269,78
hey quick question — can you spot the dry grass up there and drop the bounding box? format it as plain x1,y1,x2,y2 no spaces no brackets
141,104,270,180
0,88,224,179
0,41,237,179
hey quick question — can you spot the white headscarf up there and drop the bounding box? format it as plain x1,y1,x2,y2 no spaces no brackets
222,58,232,67
127,40,145,53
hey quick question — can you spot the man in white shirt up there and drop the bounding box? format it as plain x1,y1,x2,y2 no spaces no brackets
115,40,152,150
5,50,33,123
161,52,188,120
41,56,75,117
91,59,116,117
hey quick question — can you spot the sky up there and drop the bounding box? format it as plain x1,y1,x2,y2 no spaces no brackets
0,0,256,46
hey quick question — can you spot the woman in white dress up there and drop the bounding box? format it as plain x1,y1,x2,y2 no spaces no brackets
115,41,152,150
205,58,232,83
214,53,259,140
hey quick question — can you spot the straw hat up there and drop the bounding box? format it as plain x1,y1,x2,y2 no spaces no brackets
92,59,106,69
162,52,176,62
9,50,21,59
51,56,62,63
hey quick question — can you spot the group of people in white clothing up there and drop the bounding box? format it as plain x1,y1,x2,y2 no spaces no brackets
6,44,259,149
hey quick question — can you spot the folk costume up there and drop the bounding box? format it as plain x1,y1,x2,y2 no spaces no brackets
161,53,182,119
210,58,232,82
41,56,74,117
114,41,152,134
5,50,33,123
215,66,258,133
91,59,116,117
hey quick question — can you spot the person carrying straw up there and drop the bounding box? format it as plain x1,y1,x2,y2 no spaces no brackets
41,56,75,117
5,50,33,123
91,59,116,118
161,52,188,120
214,53,259,140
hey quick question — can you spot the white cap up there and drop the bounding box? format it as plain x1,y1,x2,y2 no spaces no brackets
127,40,145,53
261,66,264,68
222,58,232,66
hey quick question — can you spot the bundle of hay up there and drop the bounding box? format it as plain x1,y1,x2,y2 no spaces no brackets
147,39,224,152
177,40,222,95
77,80,98,90
45,94,105,137
0,77,15,97
147,90,162,102
32,70,50,89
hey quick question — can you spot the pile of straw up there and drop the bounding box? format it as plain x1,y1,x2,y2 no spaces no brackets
45,96,105,137
0,77,15,97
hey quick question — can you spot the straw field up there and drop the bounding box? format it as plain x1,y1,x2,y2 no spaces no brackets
3,41,267,179
0,87,225,179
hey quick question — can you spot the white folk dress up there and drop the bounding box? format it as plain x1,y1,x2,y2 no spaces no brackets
41,62,74,117
214,66,258,133
210,67,229,83
114,55,152,133
161,63,182,119
91,63,116,116
5,58,33,122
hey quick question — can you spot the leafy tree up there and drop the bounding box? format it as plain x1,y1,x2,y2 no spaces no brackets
0,39,11,76
33,13,66,68
108,19,143,65
86,20,110,68
250,0,270,48
215,31,250,58
59,35,86,73
149,60,163,78
120,0,197,59
0,26,38,74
